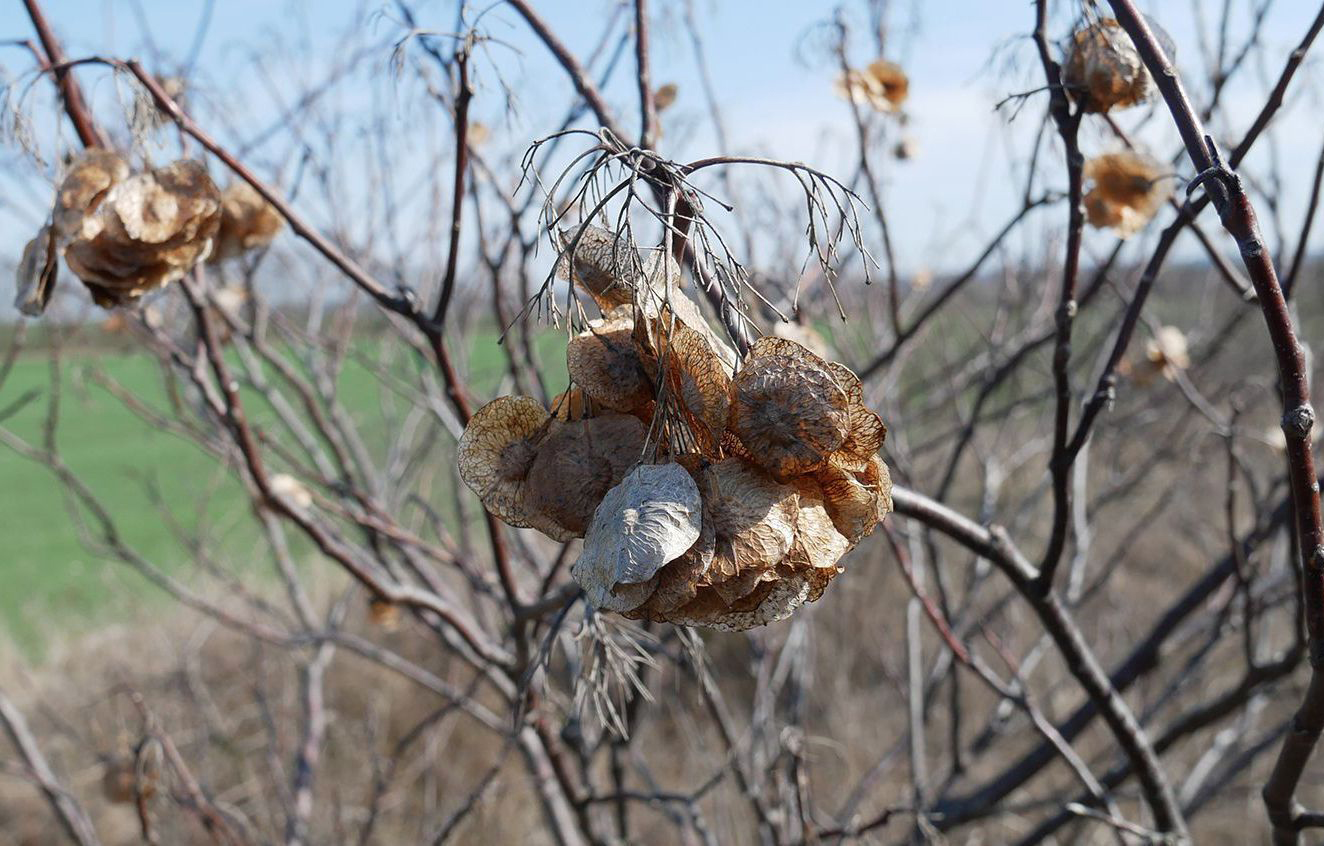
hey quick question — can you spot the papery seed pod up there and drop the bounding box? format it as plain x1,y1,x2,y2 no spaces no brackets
100,755,157,804
368,597,402,631
525,413,648,536
634,309,732,454
816,454,893,546
550,387,592,421
456,395,575,540
667,572,815,632
269,473,313,509
700,457,798,596
52,149,130,244
834,59,909,113
654,83,678,112
1140,325,1190,383
1083,151,1172,238
568,314,654,413
210,181,284,262
14,225,58,316
573,463,702,612
728,336,851,480
823,359,886,471
1062,18,1171,113
787,479,852,572
64,159,222,307
556,224,644,309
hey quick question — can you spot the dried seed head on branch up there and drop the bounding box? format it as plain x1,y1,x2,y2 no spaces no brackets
1082,151,1173,237
1062,17,1173,113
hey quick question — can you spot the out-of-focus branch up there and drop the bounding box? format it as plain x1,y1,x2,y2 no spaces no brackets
21,0,105,148
0,690,101,846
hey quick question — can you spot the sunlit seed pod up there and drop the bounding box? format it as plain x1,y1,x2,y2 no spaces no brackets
1083,151,1172,238
833,59,909,114
1062,18,1171,113
456,395,575,540
567,314,654,413
786,478,852,573
210,181,284,262
63,159,222,307
700,457,798,586
633,501,716,617
14,225,58,317
550,387,592,421
1144,325,1190,382
100,757,157,804
555,224,644,309
525,413,648,536
269,473,313,509
634,310,732,454
368,597,402,631
728,336,851,480
573,463,702,612
831,403,887,472
666,572,815,631
816,454,893,545
654,82,678,112
51,149,130,244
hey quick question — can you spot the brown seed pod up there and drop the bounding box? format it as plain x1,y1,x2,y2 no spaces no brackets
550,387,592,421
52,149,130,243
556,224,644,309
457,395,574,540
654,82,678,112
14,225,58,316
1062,18,1170,113
1083,151,1172,238
525,413,648,536
567,314,654,413
816,454,893,545
700,457,798,590
210,181,284,262
63,159,222,307
368,597,402,631
834,59,909,113
823,359,886,471
634,309,732,455
666,573,815,632
573,463,702,612
729,336,851,480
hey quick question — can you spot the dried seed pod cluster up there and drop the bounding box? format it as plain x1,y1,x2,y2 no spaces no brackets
834,59,909,114
1083,151,1172,238
459,229,892,629
210,181,284,262
1062,17,1173,114
14,150,283,316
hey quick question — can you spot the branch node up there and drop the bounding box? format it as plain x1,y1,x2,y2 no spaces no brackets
1283,405,1315,440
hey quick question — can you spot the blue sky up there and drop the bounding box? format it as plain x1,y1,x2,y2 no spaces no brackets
3,1,1323,318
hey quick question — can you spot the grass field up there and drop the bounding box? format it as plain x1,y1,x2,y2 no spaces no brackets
0,327,568,654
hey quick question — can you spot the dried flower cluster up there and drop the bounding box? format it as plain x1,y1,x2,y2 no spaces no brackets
14,150,283,315
459,226,891,630
1083,151,1172,238
1062,18,1167,113
834,59,909,114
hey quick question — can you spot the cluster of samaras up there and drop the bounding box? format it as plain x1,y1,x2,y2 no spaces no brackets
458,225,892,631
14,149,282,315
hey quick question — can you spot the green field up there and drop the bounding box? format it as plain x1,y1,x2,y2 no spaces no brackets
0,329,568,654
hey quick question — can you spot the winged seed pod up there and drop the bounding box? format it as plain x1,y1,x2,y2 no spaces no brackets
210,181,284,262
1083,151,1172,238
556,224,644,309
700,457,798,597
834,59,909,113
1129,324,1191,385
14,225,58,316
456,395,575,541
634,309,732,454
567,314,654,413
525,413,648,536
1062,18,1171,113
816,454,893,546
52,149,130,243
63,159,222,307
573,463,702,612
729,336,852,480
